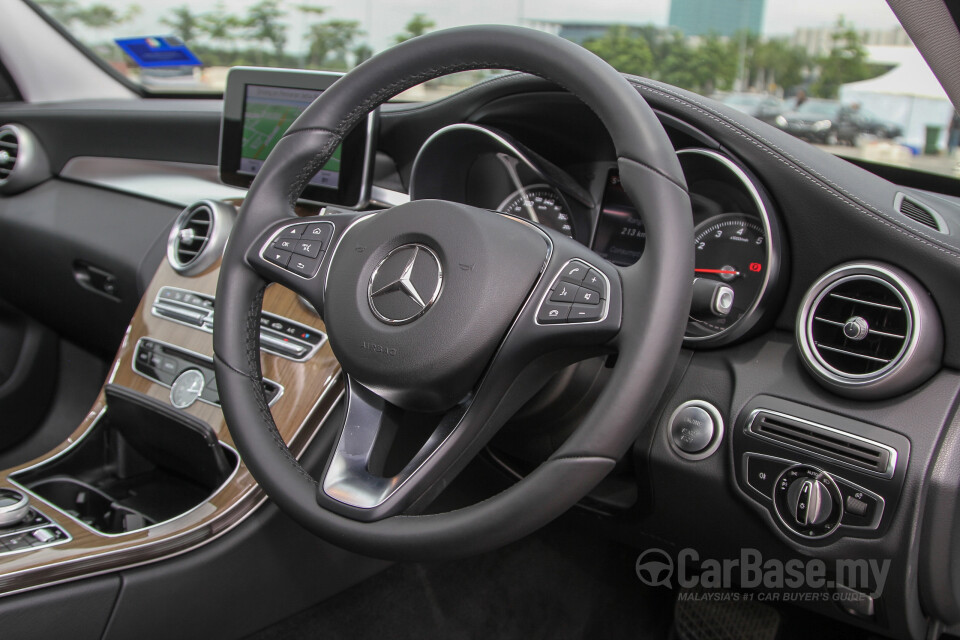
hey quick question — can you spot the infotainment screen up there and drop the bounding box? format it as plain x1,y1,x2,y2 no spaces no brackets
239,85,341,189
219,67,376,208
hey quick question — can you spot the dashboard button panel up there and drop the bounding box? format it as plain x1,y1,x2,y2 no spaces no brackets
744,453,793,499
0,507,70,556
133,338,283,408
152,287,325,362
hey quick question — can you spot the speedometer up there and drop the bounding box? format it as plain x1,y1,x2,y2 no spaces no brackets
497,184,574,238
686,214,768,340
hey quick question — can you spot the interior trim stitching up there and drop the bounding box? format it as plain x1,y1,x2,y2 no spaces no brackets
242,286,318,484
618,155,690,193
627,78,960,259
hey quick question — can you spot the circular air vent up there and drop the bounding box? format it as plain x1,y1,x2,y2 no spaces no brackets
797,262,942,399
0,127,20,182
166,200,236,276
0,124,50,195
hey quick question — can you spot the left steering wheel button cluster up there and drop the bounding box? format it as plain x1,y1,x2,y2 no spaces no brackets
265,221,334,278
537,259,609,324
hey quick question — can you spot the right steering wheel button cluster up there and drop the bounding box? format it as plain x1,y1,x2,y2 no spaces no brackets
263,221,334,278
537,259,607,324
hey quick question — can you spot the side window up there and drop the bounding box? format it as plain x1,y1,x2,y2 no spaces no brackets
0,64,20,102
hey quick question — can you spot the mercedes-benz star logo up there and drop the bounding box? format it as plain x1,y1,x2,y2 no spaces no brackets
368,244,443,324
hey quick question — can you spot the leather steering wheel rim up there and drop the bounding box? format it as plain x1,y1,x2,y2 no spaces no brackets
214,25,693,561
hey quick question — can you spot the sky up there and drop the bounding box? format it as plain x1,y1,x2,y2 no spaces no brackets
65,0,904,55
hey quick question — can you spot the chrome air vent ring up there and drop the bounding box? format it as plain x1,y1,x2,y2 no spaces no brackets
0,123,50,195
797,262,942,399
166,200,236,276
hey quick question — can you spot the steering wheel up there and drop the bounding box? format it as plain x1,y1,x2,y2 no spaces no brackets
214,25,693,560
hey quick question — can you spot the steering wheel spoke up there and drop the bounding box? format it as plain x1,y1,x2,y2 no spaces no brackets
318,377,469,520
243,211,364,315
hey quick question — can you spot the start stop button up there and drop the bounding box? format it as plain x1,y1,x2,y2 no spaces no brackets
667,400,725,460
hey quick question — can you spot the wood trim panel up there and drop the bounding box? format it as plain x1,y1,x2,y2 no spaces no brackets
0,258,342,596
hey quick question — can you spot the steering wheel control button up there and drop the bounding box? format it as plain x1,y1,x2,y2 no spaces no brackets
265,248,292,267
573,287,600,305
583,269,606,294
666,400,725,460
569,303,603,322
538,302,571,323
288,255,322,278
559,263,588,283
549,283,578,303
304,223,333,244
773,465,844,538
743,454,793,499
293,239,323,259
274,238,297,251
280,225,304,238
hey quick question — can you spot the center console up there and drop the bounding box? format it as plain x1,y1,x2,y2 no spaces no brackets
0,194,344,593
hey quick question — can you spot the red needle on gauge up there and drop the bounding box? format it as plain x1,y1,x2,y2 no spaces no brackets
695,268,740,275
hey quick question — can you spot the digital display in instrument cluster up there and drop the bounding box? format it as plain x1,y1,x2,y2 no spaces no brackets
593,170,646,266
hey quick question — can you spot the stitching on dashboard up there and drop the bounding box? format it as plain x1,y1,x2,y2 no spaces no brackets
626,78,960,260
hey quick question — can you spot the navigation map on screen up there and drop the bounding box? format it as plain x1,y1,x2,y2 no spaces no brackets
239,85,341,189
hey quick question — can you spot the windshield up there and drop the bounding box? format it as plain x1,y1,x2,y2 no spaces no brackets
794,101,842,116
723,95,769,107
31,0,960,180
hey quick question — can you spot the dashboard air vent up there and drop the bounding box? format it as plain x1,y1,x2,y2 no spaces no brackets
748,411,894,476
174,205,212,267
0,124,49,195
895,193,941,231
809,276,908,377
166,200,236,276
0,127,19,183
797,262,942,399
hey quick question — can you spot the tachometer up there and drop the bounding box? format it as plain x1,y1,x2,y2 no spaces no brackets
686,214,768,339
497,184,574,238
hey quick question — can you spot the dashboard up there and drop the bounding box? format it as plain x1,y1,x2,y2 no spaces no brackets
3,67,960,640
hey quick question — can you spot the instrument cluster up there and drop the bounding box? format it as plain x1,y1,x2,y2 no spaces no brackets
409,124,784,347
